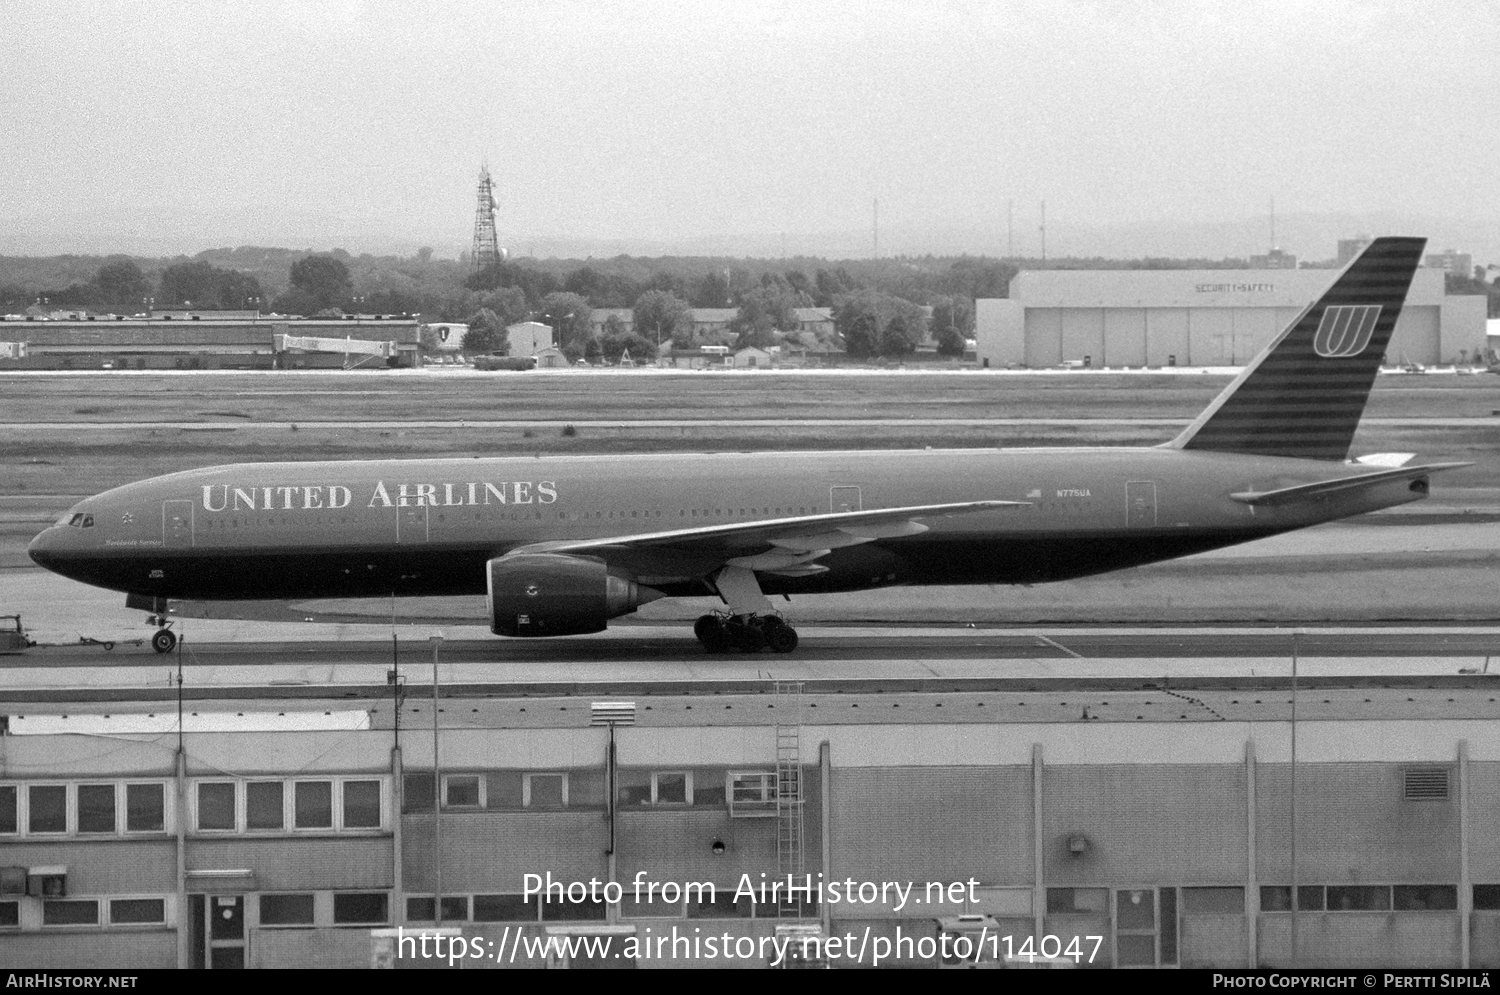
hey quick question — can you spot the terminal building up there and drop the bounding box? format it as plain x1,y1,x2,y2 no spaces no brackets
975,267,1487,369
0,315,422,370
3,687,1499,970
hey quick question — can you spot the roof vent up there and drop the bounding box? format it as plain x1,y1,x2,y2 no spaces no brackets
1403,767,1450,801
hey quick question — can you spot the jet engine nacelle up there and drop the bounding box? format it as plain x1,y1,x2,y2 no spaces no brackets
487,553,660,637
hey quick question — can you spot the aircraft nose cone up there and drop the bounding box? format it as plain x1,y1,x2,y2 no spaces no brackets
28,526,62,569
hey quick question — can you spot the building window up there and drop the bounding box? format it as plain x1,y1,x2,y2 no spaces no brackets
1393,885,1457,911
260,894,315,926
443,774,481,809
406,896,469,922
0,785,17,834
525,774,565,809
621,895,685,918
43,899,99,926
333,892,389,925
654,772,689,805
0,901,18,928
472,894,536,922
692,769,727,807
125,783,165,833
1326,886,1390,911
1476,886,1500,911
29,784,67,834
688,894,754,919
1046,887,1109,914
1261,886,1326,912
1181,887,1244,914
485,772,523,809
343,780,382,829
109,898,166,925
294,781,333,830
402,773,435,813
540,897,606,922
77,784,116,834
197,782,236,831
246,782,284,831
728,772,775,816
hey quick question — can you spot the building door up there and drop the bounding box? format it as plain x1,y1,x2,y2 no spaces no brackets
162,500,194,548
829,486,862,514
191,894,246,969
1125,481,1157,528
1114,887,1177,968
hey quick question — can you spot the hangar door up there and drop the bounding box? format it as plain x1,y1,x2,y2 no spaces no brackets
1025,309,1063,367
1105,309,1147,367
1389,306,1440,365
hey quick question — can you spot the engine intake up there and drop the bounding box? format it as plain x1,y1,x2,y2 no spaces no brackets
487,553,661,637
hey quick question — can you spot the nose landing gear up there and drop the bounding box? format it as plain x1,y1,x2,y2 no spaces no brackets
146,614,176,654
694,613,799,654
127,595,178,654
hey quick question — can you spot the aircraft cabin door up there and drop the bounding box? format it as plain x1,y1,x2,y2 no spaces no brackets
163,500,194,548
1125,481,1157,528
397,503,429,543
830,486,862,514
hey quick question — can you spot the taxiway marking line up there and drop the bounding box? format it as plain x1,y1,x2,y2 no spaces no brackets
1036,635,1082,658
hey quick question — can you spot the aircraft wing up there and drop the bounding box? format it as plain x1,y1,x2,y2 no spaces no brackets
502,500,1027,578
1229,463,1472,506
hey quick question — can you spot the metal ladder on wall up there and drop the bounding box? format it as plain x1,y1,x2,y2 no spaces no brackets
774,680,805,918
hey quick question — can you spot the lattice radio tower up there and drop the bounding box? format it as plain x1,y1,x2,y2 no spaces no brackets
472,165,502,271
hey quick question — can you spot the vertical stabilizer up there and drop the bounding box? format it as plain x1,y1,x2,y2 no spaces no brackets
1170,236,1425,460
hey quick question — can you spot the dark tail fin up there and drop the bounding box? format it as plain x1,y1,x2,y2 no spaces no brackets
1169,236,1425,461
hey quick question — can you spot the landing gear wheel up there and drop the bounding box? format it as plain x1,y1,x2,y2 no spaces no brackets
695,615,731,653
730,621,766,653
765,623,799,653
151,628,176,654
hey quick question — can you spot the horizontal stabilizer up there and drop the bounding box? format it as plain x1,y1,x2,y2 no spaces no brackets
1353,453,1416,468
1230,463,1471,506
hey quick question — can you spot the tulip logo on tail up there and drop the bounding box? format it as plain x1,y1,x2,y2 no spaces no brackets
1312,304,1382,358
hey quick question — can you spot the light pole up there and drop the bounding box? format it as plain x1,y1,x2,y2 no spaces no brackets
430,632,444,926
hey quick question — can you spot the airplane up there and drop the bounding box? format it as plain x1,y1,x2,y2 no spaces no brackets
28,236,1469,655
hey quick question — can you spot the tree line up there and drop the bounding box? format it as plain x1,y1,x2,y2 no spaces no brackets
1,250,1013,359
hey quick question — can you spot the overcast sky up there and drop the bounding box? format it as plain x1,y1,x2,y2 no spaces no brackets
3,0,1498,258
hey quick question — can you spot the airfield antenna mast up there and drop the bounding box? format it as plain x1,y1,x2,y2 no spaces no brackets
472,165,502,272
1039,200,1046,263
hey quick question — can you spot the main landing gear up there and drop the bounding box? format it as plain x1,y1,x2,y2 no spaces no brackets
694,613,799,654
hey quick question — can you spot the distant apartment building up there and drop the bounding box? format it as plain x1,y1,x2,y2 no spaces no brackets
1337,235,1374,266
1248,247,1298,270
1425,249,1473,278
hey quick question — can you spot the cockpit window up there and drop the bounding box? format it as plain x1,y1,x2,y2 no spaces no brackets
81,515,95,528
66,513,84,527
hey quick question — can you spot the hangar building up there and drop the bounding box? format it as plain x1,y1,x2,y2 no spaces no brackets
0,316,421,370
975,268,1487,369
